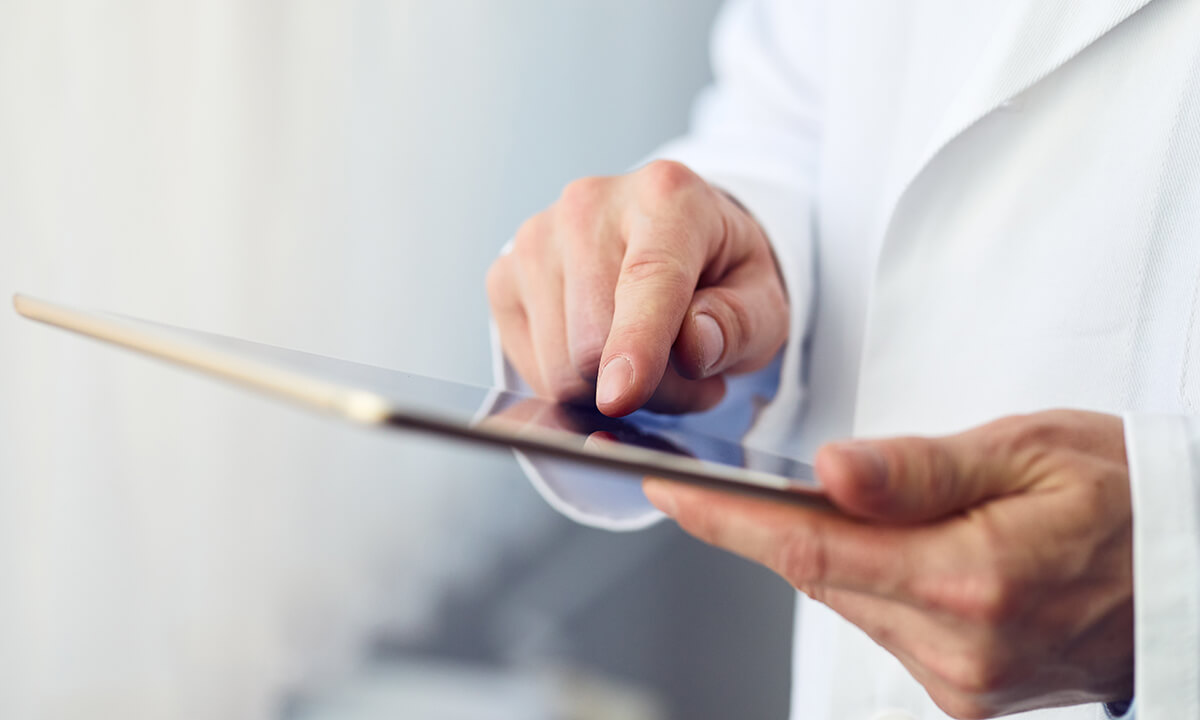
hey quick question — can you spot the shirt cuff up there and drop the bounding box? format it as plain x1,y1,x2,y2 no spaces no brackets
1123,414,1200,719
487,301,665,531
487,167,816,531
487,311,789,532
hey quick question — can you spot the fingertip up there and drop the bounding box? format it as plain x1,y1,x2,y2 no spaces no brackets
642,477,679,516
673,304,729,380
813,443,842,481
582,431,619,453
682,311,725,378
595,354,633,408
814,444,852,501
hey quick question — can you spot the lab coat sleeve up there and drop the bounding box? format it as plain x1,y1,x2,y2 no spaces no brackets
1122,414,1200,719
648,0,823,451
490,0,823,531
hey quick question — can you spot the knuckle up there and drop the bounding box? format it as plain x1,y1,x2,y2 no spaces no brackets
559,213,603,256
972,575,1016,623
918,527,1026,624
982,412,1065,459
914,439,961,506
512,212,552,260
859,438,946,506
559,176,607,215
928,689,994,720
944,570,1022,625
925,647,1013,710
952,655,1009,696
675,505,722,548
619,250,692,289
638,159,702,201
774,527,829,588
913,438,955,483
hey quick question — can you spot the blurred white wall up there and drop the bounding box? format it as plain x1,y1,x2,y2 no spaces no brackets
0,1,721,718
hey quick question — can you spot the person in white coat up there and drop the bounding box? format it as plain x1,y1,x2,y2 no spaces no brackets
486,0,1200,717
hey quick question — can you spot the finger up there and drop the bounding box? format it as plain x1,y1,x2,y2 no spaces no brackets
985,410,1128,466
494,313,544,398
562,220,624,381
819,412,1129,524
672,255,788,380
482,397,562,434
642,363,727,414
514,237,593,404
816,432,1020,525
815,587,1004,719
1060,411,1127,465
595,214,706,416
810,587,948,682
642,477,940,602
584,431,619,447
487,255,544,394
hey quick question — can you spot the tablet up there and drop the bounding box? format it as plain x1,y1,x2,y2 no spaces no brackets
13,294,828,508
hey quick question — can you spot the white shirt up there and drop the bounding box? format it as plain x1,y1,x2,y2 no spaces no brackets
496,1,1200,717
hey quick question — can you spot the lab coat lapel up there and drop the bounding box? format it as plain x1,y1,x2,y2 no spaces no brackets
888,0,1159,215
855,0,1161,436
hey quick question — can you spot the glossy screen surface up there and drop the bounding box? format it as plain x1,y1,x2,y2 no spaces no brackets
16,296,822,502
154,318,818,491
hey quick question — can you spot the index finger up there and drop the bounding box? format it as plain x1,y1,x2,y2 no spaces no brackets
595,218,704,416
642,478,955,607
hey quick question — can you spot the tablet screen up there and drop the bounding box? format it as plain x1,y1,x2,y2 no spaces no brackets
14,295,824,505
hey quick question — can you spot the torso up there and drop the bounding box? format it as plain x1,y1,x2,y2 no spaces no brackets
786,1,1200,717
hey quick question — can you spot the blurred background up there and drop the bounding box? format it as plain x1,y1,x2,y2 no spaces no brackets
0,2,793,718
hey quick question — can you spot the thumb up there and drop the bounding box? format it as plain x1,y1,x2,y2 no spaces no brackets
815,434,1017,524
672,260,789,381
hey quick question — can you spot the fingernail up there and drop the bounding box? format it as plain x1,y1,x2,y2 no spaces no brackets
694,312,724,374
837,442,889,493
597,355,633,407
643,478,678,516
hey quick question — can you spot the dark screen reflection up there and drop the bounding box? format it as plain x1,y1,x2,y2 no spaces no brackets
122,314,818,492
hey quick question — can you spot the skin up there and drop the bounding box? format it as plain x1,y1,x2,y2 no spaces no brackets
486,160,1135,719
645,410,1134,719
487,160,789,417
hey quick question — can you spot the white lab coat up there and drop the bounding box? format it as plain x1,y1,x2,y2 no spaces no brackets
493,0,1200,717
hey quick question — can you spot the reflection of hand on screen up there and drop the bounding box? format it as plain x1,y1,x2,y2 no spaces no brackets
481,396,695,460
